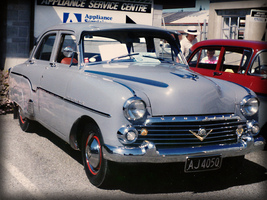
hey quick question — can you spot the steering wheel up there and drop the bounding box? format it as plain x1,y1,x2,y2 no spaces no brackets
254,65,267,74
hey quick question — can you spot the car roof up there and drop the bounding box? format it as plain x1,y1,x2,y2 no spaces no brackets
191,39,267,51
39,22,170,43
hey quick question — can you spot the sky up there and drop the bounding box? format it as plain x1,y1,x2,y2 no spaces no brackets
163,0,210,13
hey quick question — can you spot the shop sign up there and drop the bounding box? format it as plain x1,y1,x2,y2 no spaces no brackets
37,0,152,13
251,9,267,22
34,0,153,37
63,12,114,23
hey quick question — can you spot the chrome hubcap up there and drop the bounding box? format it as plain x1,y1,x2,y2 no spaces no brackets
85,135,101,170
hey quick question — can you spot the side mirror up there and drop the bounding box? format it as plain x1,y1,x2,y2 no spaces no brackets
63,46,74,58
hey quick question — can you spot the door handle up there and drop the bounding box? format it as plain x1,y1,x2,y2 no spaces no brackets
213,72,222,76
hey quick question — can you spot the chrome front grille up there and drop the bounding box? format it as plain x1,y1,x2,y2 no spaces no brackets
133,114,246,147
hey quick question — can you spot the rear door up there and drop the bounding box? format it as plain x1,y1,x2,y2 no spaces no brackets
21,32,58,121
24,32,58,92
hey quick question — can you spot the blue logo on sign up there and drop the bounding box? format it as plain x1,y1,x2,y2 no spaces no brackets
63,13,82,23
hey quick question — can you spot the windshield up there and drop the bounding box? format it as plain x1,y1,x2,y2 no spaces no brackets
81,30,187,66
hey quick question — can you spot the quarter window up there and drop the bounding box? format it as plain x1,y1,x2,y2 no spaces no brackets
34,34,56,61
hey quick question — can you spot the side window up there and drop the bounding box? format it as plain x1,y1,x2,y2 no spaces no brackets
250,51,267,75
34,34,56,61
56,34,77,65
220,48,252,73
195,48,220,70
200,49,220,64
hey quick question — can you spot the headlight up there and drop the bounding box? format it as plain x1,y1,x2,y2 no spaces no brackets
240,95,259,116
123,97,146,121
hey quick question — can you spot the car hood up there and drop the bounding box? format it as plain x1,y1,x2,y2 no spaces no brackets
84,63,243,116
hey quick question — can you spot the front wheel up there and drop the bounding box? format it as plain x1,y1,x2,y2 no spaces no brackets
81,124,112,187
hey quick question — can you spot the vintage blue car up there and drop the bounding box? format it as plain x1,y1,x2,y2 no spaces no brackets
9,22,265,187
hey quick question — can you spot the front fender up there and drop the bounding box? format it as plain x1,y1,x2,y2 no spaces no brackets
65,72,136,146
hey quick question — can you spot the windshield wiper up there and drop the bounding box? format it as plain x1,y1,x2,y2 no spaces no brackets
108,53,139,63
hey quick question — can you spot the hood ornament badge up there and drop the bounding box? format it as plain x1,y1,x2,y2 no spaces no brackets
171,72,199,81
189,128,213,141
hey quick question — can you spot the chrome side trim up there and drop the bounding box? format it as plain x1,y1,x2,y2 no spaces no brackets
38,87,111,118
10,71,111,118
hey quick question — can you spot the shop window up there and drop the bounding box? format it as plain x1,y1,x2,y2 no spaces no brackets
222,16,245,39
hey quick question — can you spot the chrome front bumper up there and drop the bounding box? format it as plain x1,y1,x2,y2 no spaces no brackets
103,136,265,163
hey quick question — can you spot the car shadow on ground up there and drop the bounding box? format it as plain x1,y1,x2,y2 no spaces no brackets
32,122,267,194
110,160,267,194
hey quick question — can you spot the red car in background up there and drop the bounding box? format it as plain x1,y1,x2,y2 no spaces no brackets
187,39,267,95
187,39,267,140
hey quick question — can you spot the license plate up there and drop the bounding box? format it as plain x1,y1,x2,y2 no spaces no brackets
185,155,222,172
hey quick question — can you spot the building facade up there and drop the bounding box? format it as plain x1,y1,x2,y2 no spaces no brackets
163,0,266,43
1,0,195,71
208,0,266,41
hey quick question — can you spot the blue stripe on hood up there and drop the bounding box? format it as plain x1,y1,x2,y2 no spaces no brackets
85,70,169,88
229,81,251,95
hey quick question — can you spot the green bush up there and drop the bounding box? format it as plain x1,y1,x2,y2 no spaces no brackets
0,70,13,115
